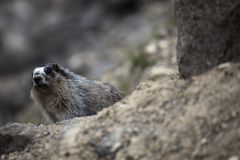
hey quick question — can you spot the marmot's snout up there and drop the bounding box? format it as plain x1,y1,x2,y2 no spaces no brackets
32,67,47,86
33,76,43,86
32,64,59,87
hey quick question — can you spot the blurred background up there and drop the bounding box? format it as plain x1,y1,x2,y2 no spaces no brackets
0,0,176,125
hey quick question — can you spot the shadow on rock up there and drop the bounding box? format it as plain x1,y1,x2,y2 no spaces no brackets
0,134,31,155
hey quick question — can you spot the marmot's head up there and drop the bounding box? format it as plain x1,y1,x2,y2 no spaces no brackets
31,63,67,93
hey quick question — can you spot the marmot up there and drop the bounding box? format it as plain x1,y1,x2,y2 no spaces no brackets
31,63,125,122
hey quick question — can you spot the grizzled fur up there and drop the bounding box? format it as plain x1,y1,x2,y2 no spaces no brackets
31,63,125,122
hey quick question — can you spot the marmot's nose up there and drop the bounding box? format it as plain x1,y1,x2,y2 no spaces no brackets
33,76,42,84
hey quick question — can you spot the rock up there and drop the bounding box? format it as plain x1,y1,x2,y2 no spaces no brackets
141,65,178,81
0,122,62,159
1,63,240,160
175,0,240,78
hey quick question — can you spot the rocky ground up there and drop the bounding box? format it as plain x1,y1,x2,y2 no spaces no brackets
1,63,240,160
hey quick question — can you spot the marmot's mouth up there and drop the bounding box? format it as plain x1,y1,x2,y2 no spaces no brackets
33,83,47,87
32,77,47,87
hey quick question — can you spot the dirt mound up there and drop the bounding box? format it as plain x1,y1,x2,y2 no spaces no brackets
1,63,240,160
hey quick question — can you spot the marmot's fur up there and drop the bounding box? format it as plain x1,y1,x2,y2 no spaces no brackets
31,63,125,122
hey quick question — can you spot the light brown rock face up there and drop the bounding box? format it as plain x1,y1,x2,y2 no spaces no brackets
175,0,240,78
1,63,240,160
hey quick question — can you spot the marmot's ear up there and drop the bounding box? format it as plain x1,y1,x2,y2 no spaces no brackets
52,64,60,72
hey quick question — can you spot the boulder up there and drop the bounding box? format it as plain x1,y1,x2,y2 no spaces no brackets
175,0,240,78
1,63,240,160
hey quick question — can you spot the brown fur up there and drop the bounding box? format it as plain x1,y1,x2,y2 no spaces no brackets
31,64,125,122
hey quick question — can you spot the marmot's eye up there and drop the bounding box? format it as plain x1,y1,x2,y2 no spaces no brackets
44,66,52,75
